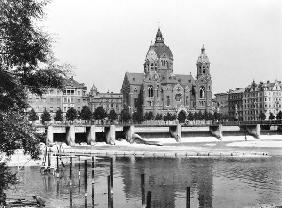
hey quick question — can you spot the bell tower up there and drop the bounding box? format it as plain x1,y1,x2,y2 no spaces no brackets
195,45,212,112
196,45,210,79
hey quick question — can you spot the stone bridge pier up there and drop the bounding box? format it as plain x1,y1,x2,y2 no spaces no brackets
169,124,181,142
240,124,260,139
209,124,223,139
105,125,116,145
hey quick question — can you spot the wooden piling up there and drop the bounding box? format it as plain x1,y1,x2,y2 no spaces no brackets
85,160,88,208
141,174,145,208
47,149,51,168
92,156,94,208
56,156,59,178
108,175,111,208
146,191,151,208
110,157,113,208
186,187,190,208
78,156,81,177
70,157,72,182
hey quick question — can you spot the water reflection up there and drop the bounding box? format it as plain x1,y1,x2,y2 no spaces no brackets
6,156,282,208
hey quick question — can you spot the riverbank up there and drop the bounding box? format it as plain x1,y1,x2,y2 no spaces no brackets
3,135,282,167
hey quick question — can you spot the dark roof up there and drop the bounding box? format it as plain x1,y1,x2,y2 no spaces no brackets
149,43,173,59
174,74,195,86
63,77,86,89
126,72,144,85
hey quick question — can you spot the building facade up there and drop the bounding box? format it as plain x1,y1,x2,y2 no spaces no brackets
121,28,213,117
228,88,244,121
88,85,123,115
214,92,229,116
243,80,282,121
27,76,88,120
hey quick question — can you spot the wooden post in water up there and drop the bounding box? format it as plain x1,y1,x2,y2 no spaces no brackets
108,175,111,208
47,149,51,168
141,174,145,208
56,155,59,178
92,156,94,208
78,156,81,177
186,187,190,208
70,157,73,208
110,157,113,208
146,191,151,208
85,160,88,208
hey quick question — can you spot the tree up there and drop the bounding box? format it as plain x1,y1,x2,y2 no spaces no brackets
66,107,77,121
0,0,68,200
178,111,186,123
80,106,92,121
164,112,172,121
132,111,143,123
269,112,275,120
155,113,163,120
276,111,282,120
108,109,118,122
54,108,63,121
144,111,154,120
28,108,38,121
259,112,266,121
93,106,107,120
41,109,51,124
120,107,131,123
187,112,194,121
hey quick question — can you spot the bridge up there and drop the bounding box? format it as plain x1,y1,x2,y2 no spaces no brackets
35,120,282,146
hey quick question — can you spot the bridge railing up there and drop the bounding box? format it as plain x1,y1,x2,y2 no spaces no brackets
33,119,282,127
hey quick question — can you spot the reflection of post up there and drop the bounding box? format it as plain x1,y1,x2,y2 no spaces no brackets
56,180,59,197
56,156,59,178
186,187,190,208
141,174,145,208
70,157,72,182
85,160,88,208
146,191,151,208
92,156,94,208
78,156,81,193
70,157,73,208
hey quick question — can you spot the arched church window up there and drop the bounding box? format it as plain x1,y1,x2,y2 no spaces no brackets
203,66,205,74
200,87,205,99
148,85,154,97
175,94,182,101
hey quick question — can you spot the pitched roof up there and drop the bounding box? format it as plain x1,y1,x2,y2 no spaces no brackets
63,77,86,89
174,74,195,86
126,72,144,85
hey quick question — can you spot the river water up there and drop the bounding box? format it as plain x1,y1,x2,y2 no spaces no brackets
7,155,282,208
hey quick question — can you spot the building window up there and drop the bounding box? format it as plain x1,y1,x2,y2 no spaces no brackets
148,85,154,97
175,94,182,101
200,87,205,99
134,98,138,107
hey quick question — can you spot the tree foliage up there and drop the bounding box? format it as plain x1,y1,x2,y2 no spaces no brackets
132,111,143,123
66,107,77,121
54,108,63,121
80,106,92,121
259,112,266,121
93,106,107,120
144,111,154,120
177,111,186,123
276,111,282,120
155,113,163,120
108,109,118,122
28,108,38,121
120,107,131,123
0,0,68,195
41,108,51,123
269,112,275,120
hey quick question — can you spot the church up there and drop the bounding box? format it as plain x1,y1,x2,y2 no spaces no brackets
121,28,213,117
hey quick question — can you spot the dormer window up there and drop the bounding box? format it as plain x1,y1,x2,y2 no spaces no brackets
133,77,135,81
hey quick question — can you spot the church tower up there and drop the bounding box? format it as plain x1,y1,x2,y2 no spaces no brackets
195,45,212,111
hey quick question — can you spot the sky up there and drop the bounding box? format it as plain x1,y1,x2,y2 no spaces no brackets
42,0,282,94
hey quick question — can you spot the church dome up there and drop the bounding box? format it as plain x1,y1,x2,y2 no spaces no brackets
147,28,173,60
197,45,209,64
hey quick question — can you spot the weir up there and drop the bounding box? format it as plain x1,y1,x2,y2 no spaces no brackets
42,123,282,146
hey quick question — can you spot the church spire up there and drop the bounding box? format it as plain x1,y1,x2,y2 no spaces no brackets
155,27,164,44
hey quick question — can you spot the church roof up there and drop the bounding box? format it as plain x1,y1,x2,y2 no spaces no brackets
147,28,173,59
149,44,173,59
174,74,195,86
125,72,144,85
